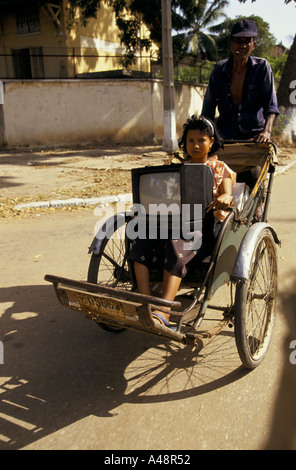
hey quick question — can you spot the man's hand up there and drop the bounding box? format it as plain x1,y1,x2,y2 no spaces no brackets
253,129,272,143
253,113,276,143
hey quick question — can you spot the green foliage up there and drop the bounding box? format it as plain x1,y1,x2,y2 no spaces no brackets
266,53,288,86
68,0,102,26
174,60,215,83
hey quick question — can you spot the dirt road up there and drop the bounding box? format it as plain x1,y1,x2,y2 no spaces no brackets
0,144,296,450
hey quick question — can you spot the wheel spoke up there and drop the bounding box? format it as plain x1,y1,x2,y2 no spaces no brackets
88,219,134,290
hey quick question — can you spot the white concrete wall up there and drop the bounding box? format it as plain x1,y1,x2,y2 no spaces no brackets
1,79,206,147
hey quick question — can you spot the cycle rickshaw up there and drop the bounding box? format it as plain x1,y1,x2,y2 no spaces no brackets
45,141,280,370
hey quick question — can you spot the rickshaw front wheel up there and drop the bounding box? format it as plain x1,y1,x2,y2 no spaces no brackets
234,228,277,369
87,217,134,333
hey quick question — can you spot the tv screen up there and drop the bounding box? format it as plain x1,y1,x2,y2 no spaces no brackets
138,170,181,215
132,163,213,219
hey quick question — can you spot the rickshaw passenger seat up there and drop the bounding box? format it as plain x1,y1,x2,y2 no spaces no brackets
232,182,249,211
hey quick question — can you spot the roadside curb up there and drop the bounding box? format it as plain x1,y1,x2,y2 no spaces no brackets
13,160,296,211
276,159,296,175
15,193,133,210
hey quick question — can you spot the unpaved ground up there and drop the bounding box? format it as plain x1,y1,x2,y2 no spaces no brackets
0,145,167,218
0,143,295,219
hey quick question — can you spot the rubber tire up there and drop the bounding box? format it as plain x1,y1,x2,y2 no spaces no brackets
234,228,277,369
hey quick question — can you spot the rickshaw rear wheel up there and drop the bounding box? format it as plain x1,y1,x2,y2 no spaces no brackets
87,217,134,333
234,228,277,369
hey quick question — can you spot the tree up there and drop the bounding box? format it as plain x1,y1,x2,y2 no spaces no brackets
275,34,296,143
172,0,229,61
277,36,296,107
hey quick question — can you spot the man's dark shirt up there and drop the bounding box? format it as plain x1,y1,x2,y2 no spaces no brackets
202,55,279,140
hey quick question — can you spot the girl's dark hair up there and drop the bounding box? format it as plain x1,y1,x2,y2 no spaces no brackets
179,114,224,156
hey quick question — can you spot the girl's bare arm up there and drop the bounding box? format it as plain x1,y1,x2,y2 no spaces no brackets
207,177,233,212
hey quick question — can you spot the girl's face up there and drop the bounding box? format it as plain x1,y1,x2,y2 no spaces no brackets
186,129,214,163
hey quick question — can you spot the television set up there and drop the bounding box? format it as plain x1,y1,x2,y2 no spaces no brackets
131,163,214,237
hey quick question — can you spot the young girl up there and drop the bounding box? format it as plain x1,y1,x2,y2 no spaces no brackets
129,115,236,328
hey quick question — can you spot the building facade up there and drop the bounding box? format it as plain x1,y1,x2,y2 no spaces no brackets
0,0,158,79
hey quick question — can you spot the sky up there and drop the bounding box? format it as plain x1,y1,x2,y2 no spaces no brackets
223,0,295,47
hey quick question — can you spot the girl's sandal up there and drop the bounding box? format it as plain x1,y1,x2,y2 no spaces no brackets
152,313,177,331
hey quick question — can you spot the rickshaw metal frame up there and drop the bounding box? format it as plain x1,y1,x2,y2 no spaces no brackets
45,141,280,352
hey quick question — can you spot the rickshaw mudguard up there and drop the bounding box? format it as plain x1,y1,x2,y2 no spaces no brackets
208,215,248,297
230,222,280,283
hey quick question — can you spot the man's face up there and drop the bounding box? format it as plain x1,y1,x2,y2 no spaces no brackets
230,37,256,60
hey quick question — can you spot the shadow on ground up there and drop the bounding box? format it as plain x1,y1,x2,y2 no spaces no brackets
0,283,248,449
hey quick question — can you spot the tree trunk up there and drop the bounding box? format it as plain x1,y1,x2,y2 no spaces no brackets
277,34,296,107
276,34,296,144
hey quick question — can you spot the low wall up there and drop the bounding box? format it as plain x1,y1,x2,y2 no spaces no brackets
0,79,206,147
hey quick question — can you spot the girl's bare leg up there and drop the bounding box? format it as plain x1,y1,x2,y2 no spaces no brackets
134,262,151,295
154,269,182,323
162,269,182,302
134,263,181,326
